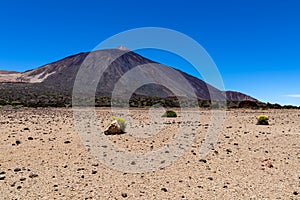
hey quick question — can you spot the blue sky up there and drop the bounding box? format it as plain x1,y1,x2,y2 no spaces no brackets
0,0,299,106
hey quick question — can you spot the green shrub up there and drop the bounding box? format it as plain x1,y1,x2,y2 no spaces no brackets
112,116,127,132
11,101,22,106
162,110,177,118
257,115,269,125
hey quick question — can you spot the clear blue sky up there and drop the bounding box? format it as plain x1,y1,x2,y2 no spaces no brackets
0,0,299,106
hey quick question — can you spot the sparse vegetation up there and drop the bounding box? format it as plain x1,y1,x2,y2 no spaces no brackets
162,110,177,118
112,116,127,132
0,83,299,109
257,115,269,125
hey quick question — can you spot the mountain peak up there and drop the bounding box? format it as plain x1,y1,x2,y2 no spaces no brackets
117,45,130,51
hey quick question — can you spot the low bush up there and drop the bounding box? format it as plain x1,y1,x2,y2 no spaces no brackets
162,110,177,118
257,115,269,125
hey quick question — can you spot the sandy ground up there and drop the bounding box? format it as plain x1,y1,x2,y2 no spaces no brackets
0,107,299,199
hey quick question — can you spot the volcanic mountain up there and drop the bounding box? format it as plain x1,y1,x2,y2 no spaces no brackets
0,48,258,107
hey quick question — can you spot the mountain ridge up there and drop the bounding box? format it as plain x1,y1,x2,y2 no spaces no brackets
0,48,259,107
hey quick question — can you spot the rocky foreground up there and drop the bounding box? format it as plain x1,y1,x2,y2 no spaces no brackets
0,108,299,199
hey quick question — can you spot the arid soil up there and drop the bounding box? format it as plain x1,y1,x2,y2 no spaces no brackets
0,108,299,199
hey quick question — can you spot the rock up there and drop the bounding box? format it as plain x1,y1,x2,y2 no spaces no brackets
293,191,299,195
20,177,26,181
121,193,128,198
28,137,33,140
104,120,123,135
256,120,269,125
226,149,232,154
29,173,38,178
199,159,207,163
265,161,273,168
14,168,22,172
92,170,97,174
207,177,213,180
161,188,168,192
0,175,5,180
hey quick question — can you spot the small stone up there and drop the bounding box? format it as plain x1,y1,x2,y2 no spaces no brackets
0,171,5,175
0,175,5,180
92,170,97,174
161,188,168,192
293,191,299,195
265,161,273,168
64,141,71,144
92,163,99,167
16,140,21,145
17,186,22,190
199,159,207,163
226,149,232,154
14,168,21,172
24,128,29,131
121,193,128,198
207,177,213,181
131,161,136,165
29,173,38,178
20,177,26,181
28,137,33,140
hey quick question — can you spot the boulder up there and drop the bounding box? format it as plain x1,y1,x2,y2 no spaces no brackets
104,120,123,135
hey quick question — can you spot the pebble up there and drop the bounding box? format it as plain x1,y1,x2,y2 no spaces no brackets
161,188,168,192
0,175,5,180
20,177,26,181
207,177,213,181
199,159,207,163
28,137,33,140
226,149,232,154
265,161,273,168
92,170,97,174
14,168,22,172
293,191,299,195
121,193,128,198
29,173,39,178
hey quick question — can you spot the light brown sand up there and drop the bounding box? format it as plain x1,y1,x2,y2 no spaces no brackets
0,108,299,199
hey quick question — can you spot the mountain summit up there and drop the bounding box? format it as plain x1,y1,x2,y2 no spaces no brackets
117,45,130,51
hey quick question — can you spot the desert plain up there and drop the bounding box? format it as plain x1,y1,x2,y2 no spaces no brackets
0,107,299,199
